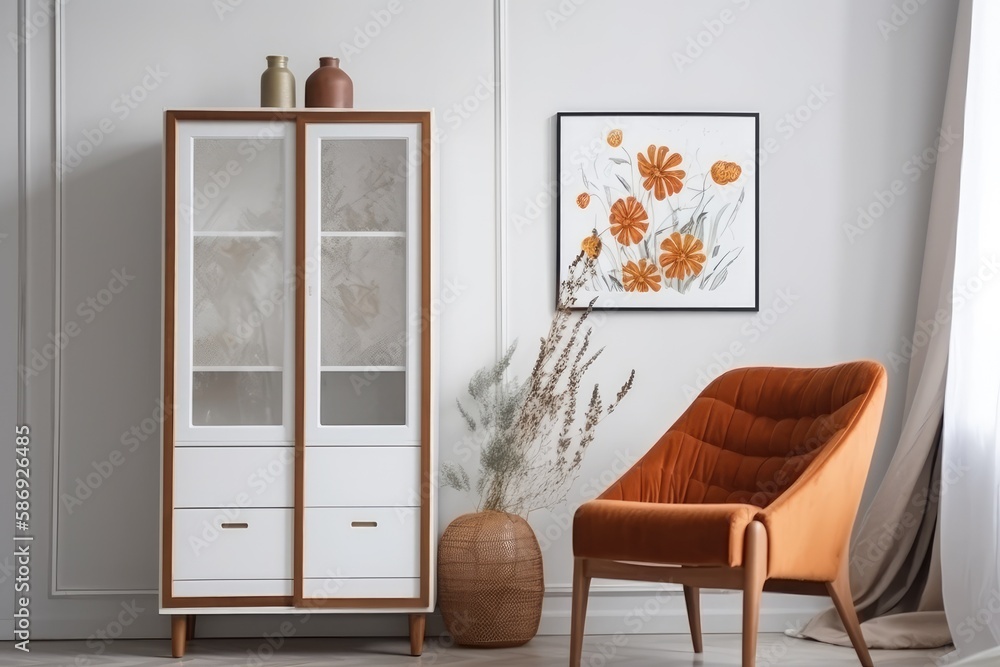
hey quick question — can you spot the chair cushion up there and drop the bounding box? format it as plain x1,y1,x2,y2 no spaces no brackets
573,499,759,567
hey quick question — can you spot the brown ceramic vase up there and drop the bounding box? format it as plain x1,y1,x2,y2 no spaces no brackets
304,57,354,108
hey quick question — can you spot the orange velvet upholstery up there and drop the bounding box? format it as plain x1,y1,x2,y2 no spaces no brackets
574,500,758,567
573,362,887,581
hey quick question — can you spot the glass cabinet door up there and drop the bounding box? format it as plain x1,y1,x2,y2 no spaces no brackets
173,120,296,442
302,122,423,445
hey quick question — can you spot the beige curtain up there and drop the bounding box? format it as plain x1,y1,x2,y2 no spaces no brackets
795,0,972,650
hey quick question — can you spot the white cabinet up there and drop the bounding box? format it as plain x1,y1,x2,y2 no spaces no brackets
162,110,435,658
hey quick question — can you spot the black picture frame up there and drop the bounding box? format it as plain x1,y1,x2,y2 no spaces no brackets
555,111,760,312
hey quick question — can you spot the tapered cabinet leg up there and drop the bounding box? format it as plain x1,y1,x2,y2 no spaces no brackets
742,522,768,667
170,615,187,658
409,614,426,656
186,615,196,640
827,562,874,667
569,557,592,667
683,585,703,653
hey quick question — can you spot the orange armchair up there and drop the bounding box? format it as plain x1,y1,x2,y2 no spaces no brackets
570,362,887,667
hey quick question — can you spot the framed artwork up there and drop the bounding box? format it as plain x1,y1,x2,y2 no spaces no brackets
557,112,759,311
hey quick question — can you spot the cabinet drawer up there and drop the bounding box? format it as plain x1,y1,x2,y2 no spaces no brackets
174,447,294,508
173,508,292,581
304,447,420,507
172,579,292,598
303,578,419,600
303,507,419,579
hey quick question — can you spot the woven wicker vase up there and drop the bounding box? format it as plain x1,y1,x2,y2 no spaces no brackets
438,511,544,647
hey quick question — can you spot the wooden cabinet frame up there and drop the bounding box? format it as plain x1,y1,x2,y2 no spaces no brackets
161,109,434,654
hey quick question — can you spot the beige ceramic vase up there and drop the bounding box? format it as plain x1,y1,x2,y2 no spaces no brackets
260,55,295,108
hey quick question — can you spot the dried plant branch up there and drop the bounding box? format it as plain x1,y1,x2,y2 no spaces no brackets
441,253,635,516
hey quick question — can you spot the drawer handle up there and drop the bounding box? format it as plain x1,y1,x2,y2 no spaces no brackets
220,522,249,529
351,521,378,528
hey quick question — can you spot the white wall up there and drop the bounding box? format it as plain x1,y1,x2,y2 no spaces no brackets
505,0,958,634
14,0,957,645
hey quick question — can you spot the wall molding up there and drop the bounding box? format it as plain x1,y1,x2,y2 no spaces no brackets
48,0,67,598
16,0,27,428
494,0,508,356
45,0,153,598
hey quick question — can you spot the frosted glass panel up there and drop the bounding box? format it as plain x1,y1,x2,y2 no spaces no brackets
320,139,407,232
192,137,285,232
321,237,406,366
320,371,405,426
193,237,284,367
192,372,282,426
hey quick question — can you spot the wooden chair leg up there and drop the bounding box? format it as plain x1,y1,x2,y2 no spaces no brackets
827,563,874,667
683,585,703,653
185,615,196,640
742,522,768,667
170,615,187,658
569,557,591,667
408,613,426,656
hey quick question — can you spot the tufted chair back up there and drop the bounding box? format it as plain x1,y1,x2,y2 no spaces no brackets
600,363,884,508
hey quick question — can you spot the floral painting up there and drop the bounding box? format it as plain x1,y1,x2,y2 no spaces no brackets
557,113,759,310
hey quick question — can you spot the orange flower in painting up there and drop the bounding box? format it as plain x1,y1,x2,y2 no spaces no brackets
581,232,602,259
622,259,661,293
576,192,591,208
607,129,623,147
711,160,742,185
659,232,707,281
637,145,686,200
608,196,648,246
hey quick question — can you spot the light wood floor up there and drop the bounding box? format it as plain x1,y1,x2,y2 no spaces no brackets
1,635,949,666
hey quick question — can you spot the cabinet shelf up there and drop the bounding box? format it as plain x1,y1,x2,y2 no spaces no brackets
321,366,405,372
319,231,405,238
192,230,283,237
193,366,282,372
